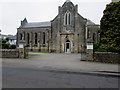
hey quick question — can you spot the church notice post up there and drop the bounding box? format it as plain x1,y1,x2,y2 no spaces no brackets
86,41,93,61
18,40,26,59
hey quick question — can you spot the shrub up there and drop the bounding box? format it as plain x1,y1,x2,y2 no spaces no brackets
2,40,7,44
2,43,10,49
10,45,16,49
93,42,107,52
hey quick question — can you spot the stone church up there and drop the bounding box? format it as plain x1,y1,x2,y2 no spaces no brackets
17,0,100,53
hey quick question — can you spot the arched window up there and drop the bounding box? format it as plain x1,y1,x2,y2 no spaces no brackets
87,29,91,39
64,12,71,25
65,13,68,25
27,33,29,45
68,13,71,25
35,33,37,45
93,33,96,42
43,32,45,44
20,33,22,40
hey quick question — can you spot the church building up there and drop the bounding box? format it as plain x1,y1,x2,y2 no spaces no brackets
17,0,100,53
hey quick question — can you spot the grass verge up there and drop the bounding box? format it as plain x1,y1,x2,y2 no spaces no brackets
27,54,38,58
29,51,49,53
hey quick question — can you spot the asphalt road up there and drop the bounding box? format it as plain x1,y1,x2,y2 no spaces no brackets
2,53,119,88
3,65,119,88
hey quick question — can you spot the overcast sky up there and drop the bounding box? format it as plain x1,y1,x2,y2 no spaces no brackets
0,0,111,35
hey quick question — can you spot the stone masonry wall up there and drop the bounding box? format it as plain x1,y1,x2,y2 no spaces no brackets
0,49,19,58
94,52,120,64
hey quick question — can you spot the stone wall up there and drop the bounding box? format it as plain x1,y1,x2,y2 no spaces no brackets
0,49,19,58
94,52,120,64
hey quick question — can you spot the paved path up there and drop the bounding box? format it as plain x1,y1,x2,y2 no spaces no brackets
3,53,119,74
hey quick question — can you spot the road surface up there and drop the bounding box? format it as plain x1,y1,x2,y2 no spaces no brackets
2,53,119,88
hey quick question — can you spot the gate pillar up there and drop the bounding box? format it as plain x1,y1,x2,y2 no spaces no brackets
18,40,26,59
86,40,94,61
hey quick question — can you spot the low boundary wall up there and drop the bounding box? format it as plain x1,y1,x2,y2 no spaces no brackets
0,49,19,58
94,52,120,64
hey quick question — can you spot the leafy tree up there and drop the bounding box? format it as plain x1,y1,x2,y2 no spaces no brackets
5,38,9,42
93,42,107,52
99,2,120,53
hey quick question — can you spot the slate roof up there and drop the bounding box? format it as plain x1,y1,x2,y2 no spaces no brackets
19,19,95,28
86,19,95,25
9,35,16,40
20,21,51,28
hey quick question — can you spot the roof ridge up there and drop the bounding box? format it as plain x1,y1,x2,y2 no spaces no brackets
27,21,51,24
87,19,95,25
20,21,51,28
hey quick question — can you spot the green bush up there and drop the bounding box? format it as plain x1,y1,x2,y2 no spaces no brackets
93,42,107,52
1,39,16,49
2,40,7,44
2,43,10,49
10,45,16,49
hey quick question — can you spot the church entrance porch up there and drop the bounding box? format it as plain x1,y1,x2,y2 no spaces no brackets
65,40,71,53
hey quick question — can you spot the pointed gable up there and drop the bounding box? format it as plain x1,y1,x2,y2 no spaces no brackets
62,0,74,9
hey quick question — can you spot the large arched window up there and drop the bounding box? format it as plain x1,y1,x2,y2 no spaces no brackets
35,33,37,45
65,13,68,25
68,13,71,25
43,32,45,45
20,33,22,40
64,12,71,25
27,33,30,45
87,29,91,39
93,33,96,42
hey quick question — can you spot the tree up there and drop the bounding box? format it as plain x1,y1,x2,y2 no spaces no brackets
6,38,9,42
99,2,120,53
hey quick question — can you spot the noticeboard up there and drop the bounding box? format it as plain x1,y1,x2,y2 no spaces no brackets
19,44,24,48
87,45,93,49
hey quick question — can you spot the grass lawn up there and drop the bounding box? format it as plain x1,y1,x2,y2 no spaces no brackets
27,54,38,58
29,51,49,53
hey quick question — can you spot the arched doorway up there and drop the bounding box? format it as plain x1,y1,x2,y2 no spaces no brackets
65,40,71,53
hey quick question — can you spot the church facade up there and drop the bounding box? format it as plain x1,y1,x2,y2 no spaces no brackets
17,0,100,53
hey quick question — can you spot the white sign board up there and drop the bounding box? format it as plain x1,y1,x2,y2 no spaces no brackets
19,44,24,48
87,45,93,49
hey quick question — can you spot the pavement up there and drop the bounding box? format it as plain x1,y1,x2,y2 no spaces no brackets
2,52,119,77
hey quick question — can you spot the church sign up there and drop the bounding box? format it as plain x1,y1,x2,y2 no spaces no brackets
19,44,24,48
87,45,93,49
